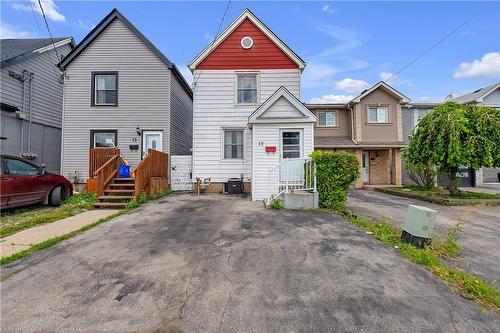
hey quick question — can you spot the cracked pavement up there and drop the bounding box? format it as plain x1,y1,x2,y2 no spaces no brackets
1,193,498,332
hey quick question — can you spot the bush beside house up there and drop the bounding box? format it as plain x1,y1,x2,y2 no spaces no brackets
311,151,360,210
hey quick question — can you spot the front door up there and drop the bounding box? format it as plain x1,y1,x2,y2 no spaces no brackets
280,130,303,183
362,152,369,183
142,131,163,158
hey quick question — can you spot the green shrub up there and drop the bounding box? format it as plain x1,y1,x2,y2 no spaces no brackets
311,151,360,210
404,161,437,190
269,199,284,210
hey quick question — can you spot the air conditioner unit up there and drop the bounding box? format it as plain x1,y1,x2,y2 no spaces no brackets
401,204,437,248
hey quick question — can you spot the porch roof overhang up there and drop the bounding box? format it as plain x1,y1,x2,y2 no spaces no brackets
248,86,317,127
315,137,406,149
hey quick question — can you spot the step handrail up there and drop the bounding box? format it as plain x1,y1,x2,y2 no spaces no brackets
132,149,168,197
93,151,120,196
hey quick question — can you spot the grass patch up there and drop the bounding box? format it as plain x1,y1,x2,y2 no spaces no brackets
0,190,171,268
400,185,500,200
338,210,500,311
0,193,97,237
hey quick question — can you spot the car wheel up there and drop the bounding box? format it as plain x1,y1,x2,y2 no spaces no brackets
49,186,62,207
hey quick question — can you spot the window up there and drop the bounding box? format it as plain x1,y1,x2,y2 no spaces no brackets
223,130,244,159
367,106,389,123
318,112,336,127
237,74,257,104
92,72,118,106
91,130,117,148
3,157,40,175
281,131,301,159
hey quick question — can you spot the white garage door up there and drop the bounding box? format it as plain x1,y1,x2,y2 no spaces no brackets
170,155,193,191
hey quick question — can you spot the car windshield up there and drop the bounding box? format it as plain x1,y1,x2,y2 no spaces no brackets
3,157,40,175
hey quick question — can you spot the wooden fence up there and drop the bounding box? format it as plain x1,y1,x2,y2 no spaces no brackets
133,149,168,196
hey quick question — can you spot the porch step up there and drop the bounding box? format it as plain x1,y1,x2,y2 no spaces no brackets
113,177,135,181
104,189,135,193
98,195,134,200
94,202,129,208
108,183,135,187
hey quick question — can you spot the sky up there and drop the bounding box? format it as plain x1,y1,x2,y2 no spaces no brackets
1,0,499,103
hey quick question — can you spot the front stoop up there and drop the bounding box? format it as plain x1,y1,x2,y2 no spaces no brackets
283,191,319,210
94,178,135,208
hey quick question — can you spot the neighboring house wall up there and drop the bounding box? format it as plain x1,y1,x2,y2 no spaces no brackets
1,44,72,172
170,72,193,155
192,68,301,183
61,18,171,181
312,108,351,138
482,88,500,108
358,88,401,143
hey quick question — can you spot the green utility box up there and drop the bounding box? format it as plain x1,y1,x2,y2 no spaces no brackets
401,204,438,248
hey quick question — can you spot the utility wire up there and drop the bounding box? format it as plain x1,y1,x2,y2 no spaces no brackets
28,0,59,78
37,0,61,62
193,0,232,86
385,5,490,83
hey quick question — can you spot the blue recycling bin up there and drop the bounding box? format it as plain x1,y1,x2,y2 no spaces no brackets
119,164,130,178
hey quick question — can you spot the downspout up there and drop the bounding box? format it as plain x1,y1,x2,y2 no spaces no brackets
19,70,28,154
349,106,358,145
60,71,66,176
28,72,35,152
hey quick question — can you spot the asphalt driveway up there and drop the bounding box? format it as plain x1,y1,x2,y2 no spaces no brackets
1,194,498,332
347,189,500,285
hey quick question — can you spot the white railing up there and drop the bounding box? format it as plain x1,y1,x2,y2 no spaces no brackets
267,158,316,204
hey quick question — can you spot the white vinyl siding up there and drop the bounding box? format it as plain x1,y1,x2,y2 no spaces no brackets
252,123,314,200
368,106,389,123
259,96,304,119
61,18,171,181
192,69,300,183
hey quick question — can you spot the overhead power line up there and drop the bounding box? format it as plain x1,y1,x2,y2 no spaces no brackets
37,0,61,62
385,5,491,83
193,0,232,86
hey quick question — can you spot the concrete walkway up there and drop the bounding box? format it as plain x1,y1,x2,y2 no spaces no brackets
0,209,120,257
460,186,500,195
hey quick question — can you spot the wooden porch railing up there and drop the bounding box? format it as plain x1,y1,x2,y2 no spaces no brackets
133,149,168,197
89,148,121,178
92,149,120,196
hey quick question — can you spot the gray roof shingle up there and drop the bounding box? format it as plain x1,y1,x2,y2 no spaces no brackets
453,82,500,104
1,37,71,63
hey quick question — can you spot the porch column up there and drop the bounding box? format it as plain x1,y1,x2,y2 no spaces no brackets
391,148,402,186
355,149,363,189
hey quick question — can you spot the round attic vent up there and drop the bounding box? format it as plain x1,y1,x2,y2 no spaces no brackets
241,36,253,49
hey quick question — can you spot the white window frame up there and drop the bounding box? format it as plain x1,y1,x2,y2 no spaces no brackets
221,128,245,161
235,72,260,105
317,111,336,127
367,106,389,124
279,129,303,160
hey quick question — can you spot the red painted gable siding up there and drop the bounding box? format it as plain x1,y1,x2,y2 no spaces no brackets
196,18,298,70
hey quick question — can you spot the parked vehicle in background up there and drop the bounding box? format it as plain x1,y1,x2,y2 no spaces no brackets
0,154,73,209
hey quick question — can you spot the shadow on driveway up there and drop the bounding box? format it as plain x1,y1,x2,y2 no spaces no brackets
1,194,498,332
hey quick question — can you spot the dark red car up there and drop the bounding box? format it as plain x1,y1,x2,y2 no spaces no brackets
0,154,73,210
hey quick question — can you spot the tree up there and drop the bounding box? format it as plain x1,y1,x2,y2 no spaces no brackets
404,101,500,195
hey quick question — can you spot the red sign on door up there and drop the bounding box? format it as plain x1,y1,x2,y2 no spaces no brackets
265,146,277,153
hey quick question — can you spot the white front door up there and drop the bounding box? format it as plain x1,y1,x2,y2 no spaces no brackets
362,152,369,183
280,129,303,183
142,131,163,158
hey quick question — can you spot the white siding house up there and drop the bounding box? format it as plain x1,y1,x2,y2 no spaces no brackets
189,9,315,201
